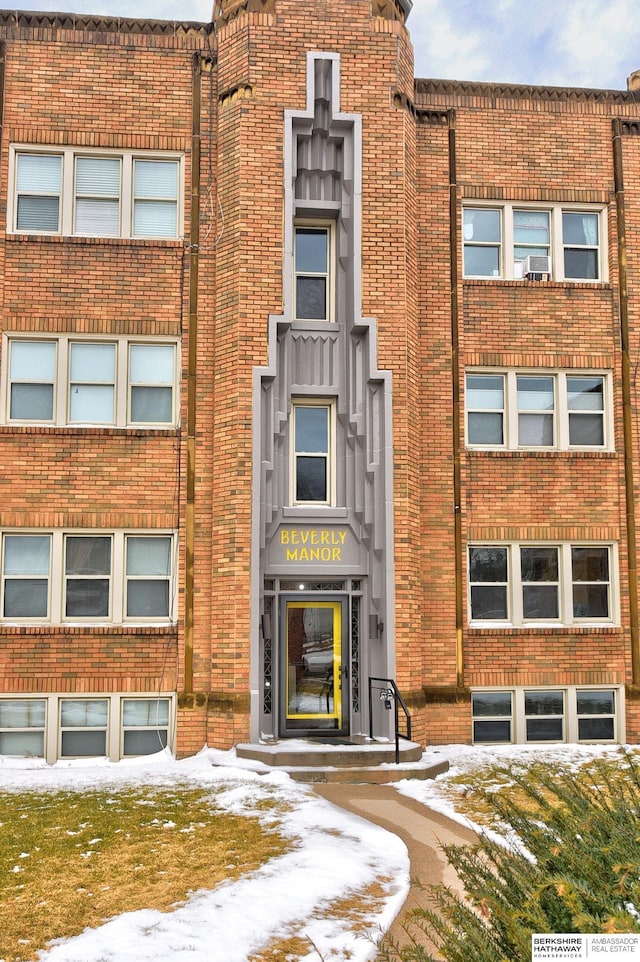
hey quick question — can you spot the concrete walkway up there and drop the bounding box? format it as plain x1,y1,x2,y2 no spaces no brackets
313,783,479,952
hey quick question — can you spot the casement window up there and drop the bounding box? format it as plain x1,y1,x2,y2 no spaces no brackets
472,687,620,744
4,336,178,427
10,147,182,239
294,224,333,321
468,543,615,626
291,400,335,505
465,371,609,450
462,204,605,281
1,531,175,624
0,695,173,761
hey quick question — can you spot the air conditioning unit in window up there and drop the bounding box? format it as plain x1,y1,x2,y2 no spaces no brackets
522,254,551,280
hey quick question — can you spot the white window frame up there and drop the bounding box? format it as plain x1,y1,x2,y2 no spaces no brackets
293,221,335,322
8,146,184,239
290,398,336,506
0,530,176,625
2,334,179,428
462,203,607,282
467,542,617,627
0,693,174,763
465,369,612,451
471,686,622,745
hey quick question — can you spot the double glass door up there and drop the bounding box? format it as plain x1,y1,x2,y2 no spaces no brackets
280,598,348,735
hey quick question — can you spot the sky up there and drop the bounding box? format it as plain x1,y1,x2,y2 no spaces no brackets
0,742,626,962
3,0,640,91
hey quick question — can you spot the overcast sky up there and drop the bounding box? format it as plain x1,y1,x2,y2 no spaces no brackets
6,0,640,91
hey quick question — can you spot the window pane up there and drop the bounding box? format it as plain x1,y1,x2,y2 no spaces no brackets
130,386,173,423
17,154,62,192
518,413,553,446
573,584,609,618
296,229,328,273
0,699,46,728
123,698,170,727
65,537,111,575
567,377,604,412
61,699,108,726
296,457,327,501
4,536,50,575
129,344,175,384
525,690,564,715
70,343,115,382
463,209,500,242
75,199,120,235
463,246,500,277
569,413,604,445
17,196,60,231
576,690,615,715
466,375,504,409
522,585,558,619
526,718,563,741
469,547,507,582
468,412,503,445
472,692,512,717
521,547,558,581
76,157,120,195
127,581,169,617
578,717,614,740
123,729,168,755
296,276,327,319
10,341,56,380
69,384,114,423
10,384,54,420
572,546,609,582
4,579,48,618
61,731,107,756
295,407,328,452
134,160,178,199
470,585,508,619
65,580,110,617
564,249,598,279
517,376,554,411
126,537,171,575
133,201,177,238
514,210,550,245
473,720,511,743
0,731,44,756
563,212,598,246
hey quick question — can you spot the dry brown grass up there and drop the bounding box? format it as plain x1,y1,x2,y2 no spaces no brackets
0,785,289,962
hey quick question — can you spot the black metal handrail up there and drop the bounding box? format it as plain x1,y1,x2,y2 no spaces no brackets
368,676,412,764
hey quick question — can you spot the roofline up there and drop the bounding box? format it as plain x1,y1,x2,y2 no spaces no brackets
415,76,640,104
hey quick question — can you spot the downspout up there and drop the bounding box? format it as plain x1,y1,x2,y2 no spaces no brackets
184,52,203,694
448,112,464,688
612,118,640,685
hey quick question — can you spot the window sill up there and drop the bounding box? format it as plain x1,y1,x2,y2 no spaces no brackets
0,425,180,437
0,623,177,634
468,623,621,634
463,277,610,289
5,233,184,248
466,448,617,459
282,506,348,519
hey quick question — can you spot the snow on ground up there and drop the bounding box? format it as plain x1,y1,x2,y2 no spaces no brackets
0,747,409,962
0,742,629,961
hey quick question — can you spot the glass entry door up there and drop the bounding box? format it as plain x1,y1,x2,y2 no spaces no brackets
280,599,347,735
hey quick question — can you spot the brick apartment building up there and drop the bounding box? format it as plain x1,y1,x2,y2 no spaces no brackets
1,0,639,761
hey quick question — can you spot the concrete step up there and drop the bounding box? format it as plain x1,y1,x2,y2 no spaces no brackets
233,739,449,784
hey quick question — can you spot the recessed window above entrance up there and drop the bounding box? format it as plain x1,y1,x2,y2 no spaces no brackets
291,400,335,505
294,224,333,321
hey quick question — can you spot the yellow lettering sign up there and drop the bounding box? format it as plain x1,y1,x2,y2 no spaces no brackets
280,527,348,562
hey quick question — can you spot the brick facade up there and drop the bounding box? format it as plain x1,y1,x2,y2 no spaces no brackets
0,1,638,760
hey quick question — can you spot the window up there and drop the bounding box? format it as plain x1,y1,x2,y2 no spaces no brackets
294,225,333,321
462,204,605,281
0,694,173,762
4,336,178,427
468,543,615,626
472,687,620,744
465,371,609,450
9,147,182,239
0,531,175,624
292,401,335,504
122,698,170,756
0,699,46,756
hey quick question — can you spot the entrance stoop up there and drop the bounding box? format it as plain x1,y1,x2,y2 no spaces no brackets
233,739,449,784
